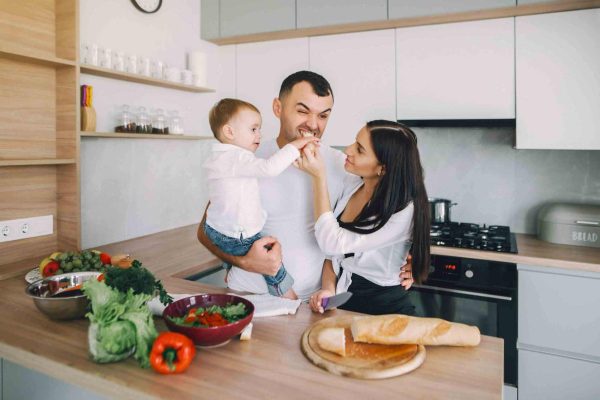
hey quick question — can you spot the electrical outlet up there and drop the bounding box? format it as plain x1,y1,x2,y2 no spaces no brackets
0,215,53,243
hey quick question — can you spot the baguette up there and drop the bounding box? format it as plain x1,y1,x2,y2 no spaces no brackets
317,327,346,356
350,315,480,347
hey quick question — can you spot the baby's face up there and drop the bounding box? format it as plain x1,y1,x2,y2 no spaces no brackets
228,108,262,152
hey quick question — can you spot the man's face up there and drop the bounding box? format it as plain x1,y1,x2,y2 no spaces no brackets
273,81,333,144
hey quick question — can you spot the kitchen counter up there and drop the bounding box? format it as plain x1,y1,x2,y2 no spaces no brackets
0,274,503,400
0,224,505,400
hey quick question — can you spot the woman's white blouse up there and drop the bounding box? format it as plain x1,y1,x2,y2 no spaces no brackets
314,180,414,290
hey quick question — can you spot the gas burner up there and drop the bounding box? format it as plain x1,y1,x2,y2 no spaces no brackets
429,222,517,253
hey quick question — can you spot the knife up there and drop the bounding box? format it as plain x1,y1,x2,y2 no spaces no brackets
321,292,353,310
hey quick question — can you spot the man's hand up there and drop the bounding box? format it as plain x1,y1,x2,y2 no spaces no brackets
400,255,414,290
242,236,282,276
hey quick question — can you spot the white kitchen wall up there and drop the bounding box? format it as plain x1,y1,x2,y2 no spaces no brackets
82,3,600,248
80,0,233,248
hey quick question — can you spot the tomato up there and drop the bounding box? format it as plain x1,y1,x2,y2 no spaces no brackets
41,261,60,277
99,252,111,265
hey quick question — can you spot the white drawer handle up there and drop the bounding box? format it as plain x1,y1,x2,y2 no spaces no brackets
575,220,600,226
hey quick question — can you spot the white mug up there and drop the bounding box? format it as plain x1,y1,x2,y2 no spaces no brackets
100,48,112,69
138,57,151,77
87,43,99,66
126,54,138,74
181,69,193,85
152,60,164,79
113,51,125,72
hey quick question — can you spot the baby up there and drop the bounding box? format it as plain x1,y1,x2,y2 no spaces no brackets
203,98,318,299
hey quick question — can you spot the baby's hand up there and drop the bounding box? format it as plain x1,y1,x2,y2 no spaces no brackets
290,135,319,151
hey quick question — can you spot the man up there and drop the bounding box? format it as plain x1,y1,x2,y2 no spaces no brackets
198,71,413,299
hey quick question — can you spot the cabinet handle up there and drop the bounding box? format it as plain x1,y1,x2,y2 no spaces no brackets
575,220,599,226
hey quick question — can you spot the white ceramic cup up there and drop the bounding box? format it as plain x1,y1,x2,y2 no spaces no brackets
152,60,164,79
87,43,99,66
100,48,112,69
126,54,138,74
113,51,125,72
138,57,151,77
181,69,193,85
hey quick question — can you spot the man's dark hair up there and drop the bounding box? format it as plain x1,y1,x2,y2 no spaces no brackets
278,70,334,101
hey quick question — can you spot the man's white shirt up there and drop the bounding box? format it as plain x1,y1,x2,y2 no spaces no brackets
226,139,358,299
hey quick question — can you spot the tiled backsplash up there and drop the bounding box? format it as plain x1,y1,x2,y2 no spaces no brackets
416,127,600,233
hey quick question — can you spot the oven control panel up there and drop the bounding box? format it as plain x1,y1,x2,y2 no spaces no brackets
428,255,516,291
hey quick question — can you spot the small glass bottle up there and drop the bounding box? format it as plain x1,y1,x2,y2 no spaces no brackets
115,104,136,133
168,110,183,134
136,106,152,133
152,108,168,134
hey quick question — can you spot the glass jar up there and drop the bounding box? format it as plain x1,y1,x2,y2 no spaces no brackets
115,104,136,133
168,110,183,134
136,107,152,133
152,108,168,134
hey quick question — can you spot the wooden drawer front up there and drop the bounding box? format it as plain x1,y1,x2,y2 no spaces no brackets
518,268,600,358
519,349,600,400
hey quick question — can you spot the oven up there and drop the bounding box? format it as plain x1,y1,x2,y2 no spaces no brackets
407,255,518,387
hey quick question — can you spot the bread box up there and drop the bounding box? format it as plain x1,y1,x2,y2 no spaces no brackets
537,203,600,248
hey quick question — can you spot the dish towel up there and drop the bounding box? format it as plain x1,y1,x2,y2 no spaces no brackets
148,293,302,318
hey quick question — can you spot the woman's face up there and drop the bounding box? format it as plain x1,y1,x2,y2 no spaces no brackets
344,126,382,179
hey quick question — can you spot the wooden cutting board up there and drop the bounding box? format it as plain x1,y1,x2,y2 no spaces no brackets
301,315,426,379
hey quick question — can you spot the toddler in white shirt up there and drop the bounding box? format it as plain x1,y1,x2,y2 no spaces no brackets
203,98,318,299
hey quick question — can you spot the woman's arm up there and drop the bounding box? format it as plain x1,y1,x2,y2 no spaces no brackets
296,147,332,220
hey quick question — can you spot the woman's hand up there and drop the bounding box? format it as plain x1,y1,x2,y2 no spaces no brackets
294,146,326,179
309,289,335,314
400,255,414,290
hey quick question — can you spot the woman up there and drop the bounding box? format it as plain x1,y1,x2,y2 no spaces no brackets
297,120,430,315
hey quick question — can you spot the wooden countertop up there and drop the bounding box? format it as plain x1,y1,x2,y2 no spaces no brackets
0,224,507,400
0,274,503,400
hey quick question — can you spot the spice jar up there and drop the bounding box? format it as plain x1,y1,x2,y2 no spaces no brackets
152,108,169,134
115,104,136,133
168,110,183,134
136,107,152,133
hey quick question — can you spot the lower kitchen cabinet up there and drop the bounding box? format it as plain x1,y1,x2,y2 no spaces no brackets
1,359,107,400
518,264,600,399
519,349,600,400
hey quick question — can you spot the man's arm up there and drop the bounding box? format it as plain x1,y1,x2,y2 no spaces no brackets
197,203,282,276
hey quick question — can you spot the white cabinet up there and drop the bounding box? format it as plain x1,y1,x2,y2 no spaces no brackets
236,38,309,140
518,264,600,400
519,349,600,400
515,9,600,149
309,29,396,146
395,18,515,120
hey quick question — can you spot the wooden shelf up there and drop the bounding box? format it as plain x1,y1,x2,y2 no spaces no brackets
80,65,215,93
208,0,600,45
80,132,213,140
0,159,76,167
0,47,76,67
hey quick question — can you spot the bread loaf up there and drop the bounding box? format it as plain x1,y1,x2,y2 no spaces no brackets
350,315,480,347
317,327,346,356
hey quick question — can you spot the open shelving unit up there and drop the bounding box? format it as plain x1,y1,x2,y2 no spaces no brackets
80,64,214,93
80,131,212,140
0,0,80,270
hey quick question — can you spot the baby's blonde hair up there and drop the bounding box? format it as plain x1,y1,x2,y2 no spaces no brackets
209,98,259,139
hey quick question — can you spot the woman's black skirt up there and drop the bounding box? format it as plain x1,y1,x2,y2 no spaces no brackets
338,272,415,316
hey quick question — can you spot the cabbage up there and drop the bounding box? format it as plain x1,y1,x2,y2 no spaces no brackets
83,279,158,367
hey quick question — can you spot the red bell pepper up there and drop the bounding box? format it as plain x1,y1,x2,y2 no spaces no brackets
150,332,196,374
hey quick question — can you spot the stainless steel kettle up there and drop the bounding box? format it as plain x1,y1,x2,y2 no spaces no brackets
428,198,457,224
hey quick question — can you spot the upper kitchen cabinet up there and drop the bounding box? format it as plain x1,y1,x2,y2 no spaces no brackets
297,0,387,29
309,30,396,146
389,0,515,19
236,38,309,139
219,0,295,38
201,0,220,40
395,18,515,120
515,9,600,150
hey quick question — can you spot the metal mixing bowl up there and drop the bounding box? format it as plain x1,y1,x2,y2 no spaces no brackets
25,271,101,320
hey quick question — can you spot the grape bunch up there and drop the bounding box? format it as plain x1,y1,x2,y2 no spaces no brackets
52,251,112,275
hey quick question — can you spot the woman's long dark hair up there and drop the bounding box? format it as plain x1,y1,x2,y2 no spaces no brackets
339,120,430,284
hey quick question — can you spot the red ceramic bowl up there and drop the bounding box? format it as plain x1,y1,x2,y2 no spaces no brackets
163,294,254,347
